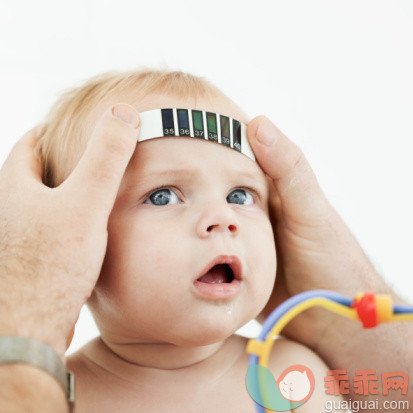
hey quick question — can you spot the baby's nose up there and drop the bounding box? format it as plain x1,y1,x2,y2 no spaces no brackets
206,223,237,233
196,206,240,238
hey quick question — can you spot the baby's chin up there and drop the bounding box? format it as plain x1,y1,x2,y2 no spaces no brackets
92,298,256,347
174,308,256,345
151,315,245,347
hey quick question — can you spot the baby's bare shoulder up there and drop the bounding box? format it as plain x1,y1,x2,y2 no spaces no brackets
269,336,329,370
265,337,347,412
241,335,329,381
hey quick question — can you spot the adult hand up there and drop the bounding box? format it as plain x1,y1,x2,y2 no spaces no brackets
0,103,140,360
247,116,400,350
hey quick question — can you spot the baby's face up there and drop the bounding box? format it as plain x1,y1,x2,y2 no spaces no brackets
88,93,277,346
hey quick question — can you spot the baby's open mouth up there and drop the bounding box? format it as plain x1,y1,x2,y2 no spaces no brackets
193,255,242,299
196,264,235,284
195,255,242,284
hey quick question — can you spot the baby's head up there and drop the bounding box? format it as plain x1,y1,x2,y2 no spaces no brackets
36,68,277,347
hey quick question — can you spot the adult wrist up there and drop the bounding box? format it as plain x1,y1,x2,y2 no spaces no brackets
0,318,67,361
0,363,70,412
0,336,74,411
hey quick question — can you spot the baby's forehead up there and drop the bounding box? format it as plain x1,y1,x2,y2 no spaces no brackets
130,137,262,175
121,137,268,193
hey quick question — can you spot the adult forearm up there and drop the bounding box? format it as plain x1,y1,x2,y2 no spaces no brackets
0,364,69,412
0,108,141,413
247,113,413,408
316,287,413,407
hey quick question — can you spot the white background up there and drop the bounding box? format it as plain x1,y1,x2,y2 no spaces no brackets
1,0,412,356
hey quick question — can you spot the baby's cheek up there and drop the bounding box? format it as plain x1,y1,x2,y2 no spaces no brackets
255,223,277,278
245,222,276,308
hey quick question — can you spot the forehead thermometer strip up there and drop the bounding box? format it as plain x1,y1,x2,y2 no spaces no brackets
138,108,255,162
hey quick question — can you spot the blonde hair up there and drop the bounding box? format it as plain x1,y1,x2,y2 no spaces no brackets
35,67,224,187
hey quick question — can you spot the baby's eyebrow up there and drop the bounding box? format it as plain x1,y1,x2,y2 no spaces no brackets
125,167,269,196
141,168,192,180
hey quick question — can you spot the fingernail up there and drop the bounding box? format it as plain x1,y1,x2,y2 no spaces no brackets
112,104,140,128
257,117,279,146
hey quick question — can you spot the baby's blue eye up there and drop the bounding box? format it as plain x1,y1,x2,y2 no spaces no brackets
226,189,254,205
145,188,180,206
145,188,254,206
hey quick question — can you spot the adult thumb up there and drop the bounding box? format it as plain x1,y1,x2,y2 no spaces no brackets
64,103,140,217
247,116,331,223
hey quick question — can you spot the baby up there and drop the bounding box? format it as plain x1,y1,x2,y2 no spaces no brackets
36,68,346,412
